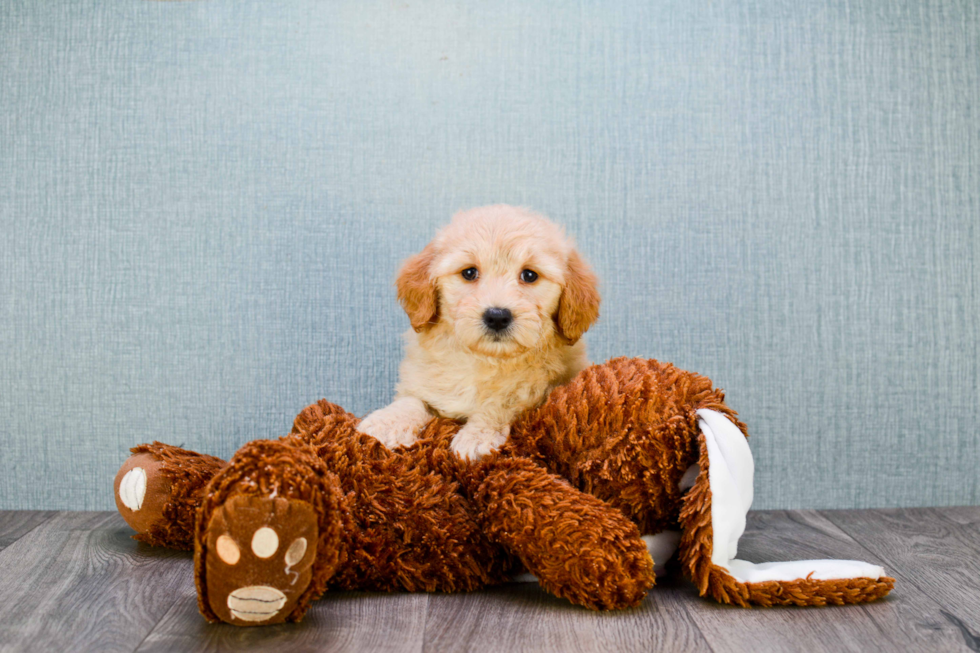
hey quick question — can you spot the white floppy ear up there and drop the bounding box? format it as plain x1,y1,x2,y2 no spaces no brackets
697,408,886,584
396,243,439,332
554,250,600,344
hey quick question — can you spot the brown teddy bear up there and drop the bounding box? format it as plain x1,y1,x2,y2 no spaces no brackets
114,357,894,626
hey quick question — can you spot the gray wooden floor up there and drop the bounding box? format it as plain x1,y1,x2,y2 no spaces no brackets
0,508,978,652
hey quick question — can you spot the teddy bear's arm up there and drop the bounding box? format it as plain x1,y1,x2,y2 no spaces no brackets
471,455,655,610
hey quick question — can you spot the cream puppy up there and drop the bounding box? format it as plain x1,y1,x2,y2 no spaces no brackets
357,205,600,461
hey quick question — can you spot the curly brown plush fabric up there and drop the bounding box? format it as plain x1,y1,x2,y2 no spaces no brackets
470,455,653,609
508,357,746,535
114,357,893,625
286,402,519,595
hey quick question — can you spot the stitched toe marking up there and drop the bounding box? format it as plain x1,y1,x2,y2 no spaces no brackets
118,467,147,511
227,586,287,622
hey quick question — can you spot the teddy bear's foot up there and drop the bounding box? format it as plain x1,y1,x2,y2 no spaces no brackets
195,438,347,626
114,443,225,549
202,495,319,625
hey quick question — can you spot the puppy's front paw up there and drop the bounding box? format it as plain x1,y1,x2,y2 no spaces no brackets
450,423,510,462
356,398,430,449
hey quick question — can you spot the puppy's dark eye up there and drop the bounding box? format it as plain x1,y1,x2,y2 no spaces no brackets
520,269,538,283
461,267,479,281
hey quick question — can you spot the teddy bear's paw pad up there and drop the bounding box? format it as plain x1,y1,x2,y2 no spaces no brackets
114,453,170,534
204,495,318,625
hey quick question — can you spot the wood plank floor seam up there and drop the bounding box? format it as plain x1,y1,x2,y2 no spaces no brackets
130,593,188,653
0,511,59,552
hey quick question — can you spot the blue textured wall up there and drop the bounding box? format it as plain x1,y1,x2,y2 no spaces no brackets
1,0,977,510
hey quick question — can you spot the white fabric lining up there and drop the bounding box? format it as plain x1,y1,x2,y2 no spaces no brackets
511,571,538,583
678,464,700,492
642,531,681,577
697,408,886,584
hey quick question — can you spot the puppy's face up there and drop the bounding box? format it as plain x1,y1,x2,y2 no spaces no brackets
396,206,600,357
434,229,564,357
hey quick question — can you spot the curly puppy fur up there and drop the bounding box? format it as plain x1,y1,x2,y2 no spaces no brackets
357,206,601,460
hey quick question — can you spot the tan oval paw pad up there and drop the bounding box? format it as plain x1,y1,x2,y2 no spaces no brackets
285,537,307,567
216,535,240,565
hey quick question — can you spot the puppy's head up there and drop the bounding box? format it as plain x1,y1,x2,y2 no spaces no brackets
396,205,600,357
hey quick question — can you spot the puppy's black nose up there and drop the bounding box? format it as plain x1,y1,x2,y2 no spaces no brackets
482,307,513,332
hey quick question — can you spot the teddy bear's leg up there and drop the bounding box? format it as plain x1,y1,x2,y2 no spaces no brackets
195,438,345,626
678,408,895,606
472,456,656,610
509,358,725,574
114,443,226,549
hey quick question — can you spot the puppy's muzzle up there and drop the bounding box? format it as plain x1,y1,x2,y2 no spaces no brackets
482,307,513,333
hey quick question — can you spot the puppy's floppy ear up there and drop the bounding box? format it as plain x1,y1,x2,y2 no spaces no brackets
396,243,440,332
554,249,600,344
